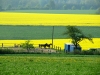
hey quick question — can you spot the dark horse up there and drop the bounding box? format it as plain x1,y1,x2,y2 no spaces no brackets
39,43,52,48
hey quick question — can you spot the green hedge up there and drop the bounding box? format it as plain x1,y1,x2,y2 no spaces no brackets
0,48,100,55
0,48,15,54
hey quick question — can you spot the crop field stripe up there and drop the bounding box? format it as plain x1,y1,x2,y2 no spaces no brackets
0,26,100,39
0,12,100,26
0,38,100,50
5,10,97,14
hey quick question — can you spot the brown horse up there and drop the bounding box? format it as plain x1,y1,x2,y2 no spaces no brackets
39,43,52,48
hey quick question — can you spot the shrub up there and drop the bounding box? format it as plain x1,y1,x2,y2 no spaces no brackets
81,49,100,55
0,48,15,54
74,50,81,55
21,40,34,52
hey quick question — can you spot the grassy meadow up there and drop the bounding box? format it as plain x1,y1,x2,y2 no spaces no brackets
0,26,100,39
0,54,100,75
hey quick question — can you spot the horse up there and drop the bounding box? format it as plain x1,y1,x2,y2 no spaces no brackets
39,43,52,48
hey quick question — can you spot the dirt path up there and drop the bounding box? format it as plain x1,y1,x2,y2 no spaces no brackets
6,47,57,53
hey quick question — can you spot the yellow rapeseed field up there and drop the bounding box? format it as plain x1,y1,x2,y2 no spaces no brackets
0,12,100,50
0,38,100,50
0,12,100,26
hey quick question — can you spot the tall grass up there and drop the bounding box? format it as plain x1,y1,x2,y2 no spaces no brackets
0,55,100,75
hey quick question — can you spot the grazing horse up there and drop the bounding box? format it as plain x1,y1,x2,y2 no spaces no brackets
39,43,52,48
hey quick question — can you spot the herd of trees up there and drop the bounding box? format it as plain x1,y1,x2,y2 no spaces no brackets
0,0,100,11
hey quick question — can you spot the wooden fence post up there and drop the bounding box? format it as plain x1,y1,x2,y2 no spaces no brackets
58,47,59,51
2,43,3,48
54,45,55,49
60,47,61,51
56,46,58,52
56,46,57,50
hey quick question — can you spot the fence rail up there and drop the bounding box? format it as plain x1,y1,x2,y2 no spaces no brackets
0,43,62,54
0,43,61,50
0,43,38,48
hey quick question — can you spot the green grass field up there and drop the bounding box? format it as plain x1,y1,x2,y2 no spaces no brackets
5,10,97,14
0,54,100,75
0,26,100,40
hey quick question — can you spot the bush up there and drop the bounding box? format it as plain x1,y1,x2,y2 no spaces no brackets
21,40,34,52
0,48,15,54
74,50,81,55
81,49,100,55
65,49,100,55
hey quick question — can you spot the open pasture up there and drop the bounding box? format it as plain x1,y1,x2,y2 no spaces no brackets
0,26,100,39
0,12,100,26
0,55,100,75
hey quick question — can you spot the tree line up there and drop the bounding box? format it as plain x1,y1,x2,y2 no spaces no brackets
0,0,100,11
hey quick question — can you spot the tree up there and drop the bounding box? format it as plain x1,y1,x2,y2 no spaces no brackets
0,6,2,11
7,5,12,10
0,0,2,11
72,6,75,10
21,40,34,52
63,5,67,10
44,4,49,9
95,0,100,5
63,26,93,49
49,0,55,9
81,6,85,10
96,7,100,14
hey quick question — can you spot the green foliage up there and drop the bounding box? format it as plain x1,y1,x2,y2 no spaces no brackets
81,6,85,10
0,6,2,11
1,0,99,10
74,50,81,55
21,40,34,52
96,7,100,14
63,26,93,49
72,6,76,10
48,0,55,9
0,48,15,54
5,10,97,14
81,50,100,55
63,5,67,10
6,5,12,10
44,4,49,9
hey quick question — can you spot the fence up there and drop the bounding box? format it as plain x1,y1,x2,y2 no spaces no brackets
0,43,38,48
0,43,61,50
0,43,62,53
